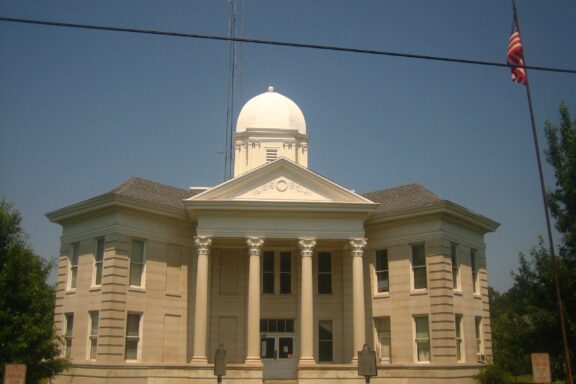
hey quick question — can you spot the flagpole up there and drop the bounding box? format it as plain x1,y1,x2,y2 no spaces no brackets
512,1,573,382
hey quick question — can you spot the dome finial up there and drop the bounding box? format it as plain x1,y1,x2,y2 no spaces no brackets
267,85,274,92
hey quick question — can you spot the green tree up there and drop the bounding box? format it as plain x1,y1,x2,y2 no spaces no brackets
490,285,533,379
490,103,576,382
545,102,576,262
0,200,67,383
513,240,575,380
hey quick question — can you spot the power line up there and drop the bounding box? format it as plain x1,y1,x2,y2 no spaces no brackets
1,16,576,75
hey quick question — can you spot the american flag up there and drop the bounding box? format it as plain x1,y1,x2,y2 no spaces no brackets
508,19,527,84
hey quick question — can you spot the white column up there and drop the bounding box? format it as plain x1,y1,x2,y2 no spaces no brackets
191,236,212,364
245,236,264,365
350,238,367,362
298,238,316,365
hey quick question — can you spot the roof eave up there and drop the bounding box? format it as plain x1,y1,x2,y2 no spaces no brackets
46,194,189,224
366,200,499,233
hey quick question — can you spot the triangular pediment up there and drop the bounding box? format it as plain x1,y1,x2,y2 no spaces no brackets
187,158,375,205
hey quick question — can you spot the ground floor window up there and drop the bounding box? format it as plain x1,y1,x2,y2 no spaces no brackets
475,316,484,360
455,314,464,362
375,317,391,363
88,310,99,360
318,320,333,362
64,313,74,358
125,313,142,361
414,315,430,362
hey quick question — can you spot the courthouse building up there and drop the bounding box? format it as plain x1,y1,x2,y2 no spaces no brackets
47,87,499,383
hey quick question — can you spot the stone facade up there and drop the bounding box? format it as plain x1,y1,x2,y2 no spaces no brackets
47,88,498,383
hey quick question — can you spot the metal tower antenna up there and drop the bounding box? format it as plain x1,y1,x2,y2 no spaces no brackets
224,0,243,181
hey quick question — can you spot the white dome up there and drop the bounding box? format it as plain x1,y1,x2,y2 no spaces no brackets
236,86,306,134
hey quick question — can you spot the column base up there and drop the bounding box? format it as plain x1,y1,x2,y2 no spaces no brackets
298,357,316,367
244,356,262,367
190,356,209,366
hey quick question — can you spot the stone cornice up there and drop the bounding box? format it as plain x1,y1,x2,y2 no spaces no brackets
365,200,499,234
186,200,376,216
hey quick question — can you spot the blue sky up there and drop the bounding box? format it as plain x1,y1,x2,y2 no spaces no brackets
1,1,575,292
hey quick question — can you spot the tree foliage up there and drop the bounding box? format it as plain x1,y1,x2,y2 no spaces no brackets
491,103,576,382
545,102,576,261
0,200,67,383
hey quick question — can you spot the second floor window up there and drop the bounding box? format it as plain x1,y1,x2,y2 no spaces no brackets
471,249,479,293
129,240,145,287
318,252,332,294
93,238,104,286
262,251,292,294
451,243,460,290
411,244,427,290
375,250,389,293
69,243,79,289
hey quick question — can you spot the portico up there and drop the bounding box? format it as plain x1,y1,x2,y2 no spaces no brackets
187,234,371,377
184,156,376,378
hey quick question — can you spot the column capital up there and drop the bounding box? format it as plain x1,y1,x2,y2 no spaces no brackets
194,236,212,255
246,236,264,256
298,238,317,257
349,238,367,257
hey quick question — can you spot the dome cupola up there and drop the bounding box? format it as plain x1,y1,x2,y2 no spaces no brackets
236,86,306,134
233,86,309,177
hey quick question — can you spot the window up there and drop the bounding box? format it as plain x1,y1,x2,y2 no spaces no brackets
125,313,142,361
263,251,275,294
318,252,332,294
414,315,430,362
68,243,79,289
266,148,278,162
93,238,104,286
260,319,294,333
64,313,74,358
262,251,292,295
280,252,291,294
475,316,484,360
88,311,99,360
471,249,479,294
375,317,391,363
455,314,464,362
318,320,333,362
451,243,460,290
375,250,389,293
129,240,145,287
411,244,427,290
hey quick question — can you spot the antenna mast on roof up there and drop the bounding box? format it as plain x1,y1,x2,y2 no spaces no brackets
224,0,244,181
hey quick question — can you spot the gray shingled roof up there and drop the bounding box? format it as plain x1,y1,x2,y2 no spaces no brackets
362,183,442,213
104,177,194,210
98,178,440,214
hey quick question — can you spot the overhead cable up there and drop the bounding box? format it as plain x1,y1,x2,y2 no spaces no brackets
1,16,575,75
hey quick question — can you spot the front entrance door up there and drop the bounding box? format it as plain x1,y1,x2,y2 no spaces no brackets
261,335,296,379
